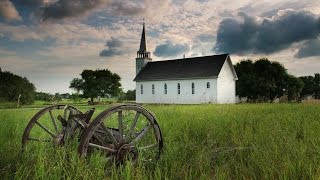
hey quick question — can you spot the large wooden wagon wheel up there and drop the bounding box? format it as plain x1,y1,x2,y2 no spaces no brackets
22,105,92,150
78,104,163,166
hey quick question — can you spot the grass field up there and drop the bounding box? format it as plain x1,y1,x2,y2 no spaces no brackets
1,103,320,179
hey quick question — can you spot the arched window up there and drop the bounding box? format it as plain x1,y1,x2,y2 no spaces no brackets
152,84,155,94
207,82,210,88
177,83,180,94
164,83,167,94
141,84,143,94
192,83,195,94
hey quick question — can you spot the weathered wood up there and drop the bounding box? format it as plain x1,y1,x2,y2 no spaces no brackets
22,103,163,167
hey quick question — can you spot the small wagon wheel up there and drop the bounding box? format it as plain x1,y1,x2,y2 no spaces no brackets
78,104,163,166
22,105,86,150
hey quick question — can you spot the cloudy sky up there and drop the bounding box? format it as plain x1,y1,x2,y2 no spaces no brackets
0,0,320,94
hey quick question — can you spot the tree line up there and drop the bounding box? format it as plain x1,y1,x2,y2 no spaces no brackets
0,68,134,105
235,58,320,102
5,59,316,105
0,68,36,104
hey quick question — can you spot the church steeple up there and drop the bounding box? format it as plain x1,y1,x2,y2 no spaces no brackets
136,21,152,75
139,22,147,52
137,22,151,59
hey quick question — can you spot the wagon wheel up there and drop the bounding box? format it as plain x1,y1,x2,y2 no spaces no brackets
78,104,163,166
22,105,86,150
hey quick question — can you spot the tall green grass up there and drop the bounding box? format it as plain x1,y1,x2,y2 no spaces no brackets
1,104,320,179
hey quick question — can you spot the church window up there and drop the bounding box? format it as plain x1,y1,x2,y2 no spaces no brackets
164,83,167,94
152,84,155,94
177,83,180,94
192,83,195,94
141,84,143,94
207,82,210,88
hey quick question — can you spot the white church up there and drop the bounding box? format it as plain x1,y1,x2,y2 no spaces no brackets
134,23,238,104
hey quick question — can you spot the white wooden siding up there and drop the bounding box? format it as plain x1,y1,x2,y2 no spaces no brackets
136,78,218,104
217,58,236,104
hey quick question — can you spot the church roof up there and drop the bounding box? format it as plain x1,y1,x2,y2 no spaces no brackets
134,54,231,81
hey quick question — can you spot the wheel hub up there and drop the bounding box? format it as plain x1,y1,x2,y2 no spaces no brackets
53,134,64,145
116,144,138,164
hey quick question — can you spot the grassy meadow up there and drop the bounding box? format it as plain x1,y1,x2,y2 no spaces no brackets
1,103,320,179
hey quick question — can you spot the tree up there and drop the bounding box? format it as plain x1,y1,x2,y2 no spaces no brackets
235,58,290,102
314,73,320,99
125,90,136,100
54,93,62,102
299,73,320,99
234,60,257,101
285,75,304,102
299,76,315,98
35,92,53,101
70,69,122,103
0,68,35,104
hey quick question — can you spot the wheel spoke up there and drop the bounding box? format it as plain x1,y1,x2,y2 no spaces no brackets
118,111,123,144
88,143,117,153
132,124,151,143
28,137,51,142
35,121,56,138
49,110,59,133
63,105,68,120
100,123,118,145
125,112,140,142
93,132,106,145
138,143,158,150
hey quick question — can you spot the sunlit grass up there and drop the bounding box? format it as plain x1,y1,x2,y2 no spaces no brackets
1,103,320,179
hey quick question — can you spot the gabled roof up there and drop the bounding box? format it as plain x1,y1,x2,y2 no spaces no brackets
134,54,235,81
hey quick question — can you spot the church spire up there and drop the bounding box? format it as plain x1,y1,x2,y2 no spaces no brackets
137,20,150,59
139,22,147,52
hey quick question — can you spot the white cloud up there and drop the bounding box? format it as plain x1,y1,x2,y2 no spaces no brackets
1,0,320,93
0,23,42,41
0,0,21,21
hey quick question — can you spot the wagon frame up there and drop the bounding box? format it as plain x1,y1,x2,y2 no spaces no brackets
22,104,163,166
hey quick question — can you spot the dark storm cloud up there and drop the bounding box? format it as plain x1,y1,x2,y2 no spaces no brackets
9,0,143,21
99,37,124,57
7,0,170,21
214,10,320,56
296,39,320,58
154,41,189,57
13,0,45,7
41,0,109,20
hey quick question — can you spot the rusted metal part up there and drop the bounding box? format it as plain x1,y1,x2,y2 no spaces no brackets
22,104,163,167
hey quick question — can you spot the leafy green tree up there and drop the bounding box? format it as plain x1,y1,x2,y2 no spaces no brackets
314,73,320,99
299,76,315,98
235,58,290,102
125,90,136,100
70,69,122,103
71,93,82,102
35,92,53,101
0,68,35,104
54,93,62,102
60,93,71,99
285,75,304,102
234,60,257,101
